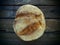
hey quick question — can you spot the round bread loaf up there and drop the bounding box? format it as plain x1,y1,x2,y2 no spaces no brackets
13,4,46,41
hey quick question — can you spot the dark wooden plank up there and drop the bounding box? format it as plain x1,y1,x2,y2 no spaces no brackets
0,32,60,45
0,11,15,18
0,0,59,6
0,19,60,32
0,6,14,11
0,6,60,19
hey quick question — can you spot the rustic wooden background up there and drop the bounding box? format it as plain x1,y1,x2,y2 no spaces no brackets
0,0,60,45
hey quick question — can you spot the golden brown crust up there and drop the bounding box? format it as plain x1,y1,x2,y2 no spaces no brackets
15,13,42,25
18,21,41,35
16,13,41,18
15,13,42,35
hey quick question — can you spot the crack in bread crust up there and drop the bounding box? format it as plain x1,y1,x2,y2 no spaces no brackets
18,21,41,35
15,13,42,35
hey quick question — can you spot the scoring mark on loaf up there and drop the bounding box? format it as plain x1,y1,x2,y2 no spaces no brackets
16,12,41,18
18,21,42,35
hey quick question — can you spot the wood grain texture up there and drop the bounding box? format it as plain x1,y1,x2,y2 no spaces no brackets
0,6,60,19
0,0,59,6
0,0,60,45
0,32,60,45
0,19,60,32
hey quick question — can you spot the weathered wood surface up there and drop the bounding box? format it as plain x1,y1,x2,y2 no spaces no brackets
0,0,60,45
0,0,59,6
0,6,60,19
0,32,60,45
0,19,60,32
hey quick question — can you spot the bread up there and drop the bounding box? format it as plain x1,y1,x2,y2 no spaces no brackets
13,4,46,41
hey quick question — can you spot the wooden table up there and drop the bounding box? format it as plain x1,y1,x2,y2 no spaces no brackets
0,0,60,45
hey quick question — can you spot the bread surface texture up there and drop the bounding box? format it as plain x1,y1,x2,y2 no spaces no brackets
13,4,46,41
